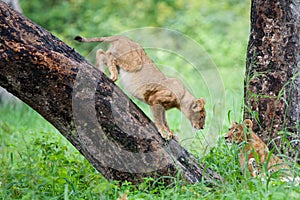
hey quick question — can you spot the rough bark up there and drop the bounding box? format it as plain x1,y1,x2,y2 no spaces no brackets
0,2,223,185
244,0,300,159
0,0,22,103
1,0,22,12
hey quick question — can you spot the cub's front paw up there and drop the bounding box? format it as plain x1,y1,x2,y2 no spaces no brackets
110,73,118,82
248,158,259,177
158,128,178,141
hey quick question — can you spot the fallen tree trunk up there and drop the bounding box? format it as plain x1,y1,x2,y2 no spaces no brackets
0,2,223,185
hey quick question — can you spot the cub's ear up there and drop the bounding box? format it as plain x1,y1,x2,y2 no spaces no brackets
244,119,253,129
192,98,206,112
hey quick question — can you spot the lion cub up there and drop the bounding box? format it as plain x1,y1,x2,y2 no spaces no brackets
75,35,206,140
224,119,290,177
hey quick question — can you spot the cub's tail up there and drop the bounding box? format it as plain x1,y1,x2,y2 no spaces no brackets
74,35,120,43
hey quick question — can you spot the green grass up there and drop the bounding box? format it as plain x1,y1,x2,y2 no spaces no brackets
1,66,299,199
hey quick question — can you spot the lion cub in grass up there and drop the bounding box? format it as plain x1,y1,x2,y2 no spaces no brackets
225,119,294,179
75,35,206,140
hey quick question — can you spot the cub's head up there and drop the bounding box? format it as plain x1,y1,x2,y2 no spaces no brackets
224,119,253,144
189,98,206,129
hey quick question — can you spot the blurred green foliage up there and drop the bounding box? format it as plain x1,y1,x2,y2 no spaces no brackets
19,0,251,138
20,0,250,69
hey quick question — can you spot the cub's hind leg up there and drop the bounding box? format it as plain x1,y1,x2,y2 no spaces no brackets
106,51,119,82
96,49,118,82
96,49,107,72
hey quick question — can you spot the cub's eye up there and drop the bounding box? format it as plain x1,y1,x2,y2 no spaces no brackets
233,129,238,133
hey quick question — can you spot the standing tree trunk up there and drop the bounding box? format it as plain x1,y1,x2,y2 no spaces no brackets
244,0,300,159
0,2,223,185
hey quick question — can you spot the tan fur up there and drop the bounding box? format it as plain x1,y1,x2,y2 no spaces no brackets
117,194,128,200
75,35,206,140
224,119,289,177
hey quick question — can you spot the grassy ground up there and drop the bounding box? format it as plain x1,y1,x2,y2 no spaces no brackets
1,66,299,199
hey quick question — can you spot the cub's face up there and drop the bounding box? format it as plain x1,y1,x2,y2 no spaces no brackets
189,98,206,129
190,109,206,129
224,122,247,144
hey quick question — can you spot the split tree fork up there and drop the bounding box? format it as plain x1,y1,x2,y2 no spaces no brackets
0,2,222,185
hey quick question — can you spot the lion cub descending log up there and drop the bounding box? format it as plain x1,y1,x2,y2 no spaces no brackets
75,35,206,140
225,119,290,178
